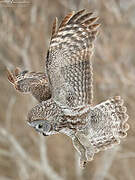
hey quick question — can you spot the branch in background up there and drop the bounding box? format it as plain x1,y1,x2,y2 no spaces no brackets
106,174,117,180
0,53,14,69
122,159,134,180
0,128,63,180
39,135,64,180
0,8,32,71
93,146,120,180
17,160,29,180
6,96,16,130
0,177,12,180
103,0,122,21
0,149,13,158
30,2,38,24
75,153,83,180
118,152,135,159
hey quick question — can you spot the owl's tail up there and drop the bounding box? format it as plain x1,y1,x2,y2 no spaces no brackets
88,96,130,152
111,96,129,139
70,96,130,163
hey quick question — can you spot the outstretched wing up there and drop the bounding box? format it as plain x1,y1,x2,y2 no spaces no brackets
7,68,51,102
89,96,129,151
46,10,100,107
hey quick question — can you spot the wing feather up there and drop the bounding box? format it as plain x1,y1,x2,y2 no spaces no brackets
59,11,75,29
68,9,85,23
46,10,100,107
88,23,100,30
76,12,93,23
82,17,99,26
7,68,51,102
51,17,58,38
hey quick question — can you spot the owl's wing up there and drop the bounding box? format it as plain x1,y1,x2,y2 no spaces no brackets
46,10,100,107
7,68,51,102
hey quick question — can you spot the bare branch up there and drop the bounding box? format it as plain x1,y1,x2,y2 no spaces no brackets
75,153,83,180
30,3,38,24
0,177,12,180
5,96,16,130
118,152,135,159
93,146,120,180
0,128,63,180
39,135,64,180
0,53,14,69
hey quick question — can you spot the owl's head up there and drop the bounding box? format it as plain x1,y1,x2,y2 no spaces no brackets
27,99,64,136
27,119,53,136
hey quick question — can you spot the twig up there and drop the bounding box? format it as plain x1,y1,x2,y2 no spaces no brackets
17,160,29,180
0,53,14,69
118,152,135,159
0,177,12,180
30,3,38,24
6,96,16,130
75,153,83,180
39,135,64,180
93,146,120,180
0,128,63,180
123,159,134,180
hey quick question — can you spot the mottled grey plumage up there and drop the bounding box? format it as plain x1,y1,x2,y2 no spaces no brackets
47,9,97,106
8,10,129,168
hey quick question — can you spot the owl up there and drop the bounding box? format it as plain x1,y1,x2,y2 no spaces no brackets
7,9,129,168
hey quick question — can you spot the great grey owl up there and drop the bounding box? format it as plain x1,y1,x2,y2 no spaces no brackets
7,9,129,168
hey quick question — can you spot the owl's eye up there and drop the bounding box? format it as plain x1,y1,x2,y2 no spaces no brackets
37,124,43,129
43,132,48,136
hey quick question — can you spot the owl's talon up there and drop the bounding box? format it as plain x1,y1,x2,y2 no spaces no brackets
80,159,87,169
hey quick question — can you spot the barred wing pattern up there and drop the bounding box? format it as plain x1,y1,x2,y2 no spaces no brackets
47,10,100,107
7,68,51,102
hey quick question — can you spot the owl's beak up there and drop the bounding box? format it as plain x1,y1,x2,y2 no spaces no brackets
27,121,32,126
42,132,49,136
27,121,37,128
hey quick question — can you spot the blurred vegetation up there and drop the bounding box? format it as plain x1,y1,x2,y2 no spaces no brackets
0,0,135,180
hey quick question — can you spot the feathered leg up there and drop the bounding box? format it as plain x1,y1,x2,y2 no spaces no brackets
72,136,88,168
75,132,95,161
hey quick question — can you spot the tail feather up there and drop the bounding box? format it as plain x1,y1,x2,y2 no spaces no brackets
112,96,129,138
90,96,129,151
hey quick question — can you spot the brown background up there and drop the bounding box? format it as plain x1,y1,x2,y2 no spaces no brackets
0,0,135,180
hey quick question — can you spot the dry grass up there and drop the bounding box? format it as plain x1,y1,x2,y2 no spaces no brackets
0,0,135,179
